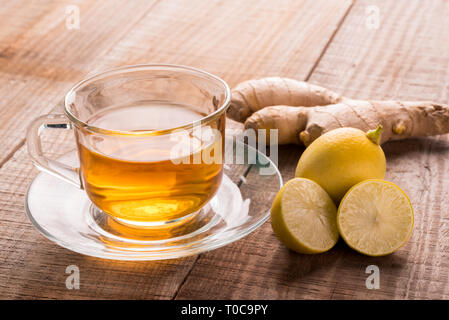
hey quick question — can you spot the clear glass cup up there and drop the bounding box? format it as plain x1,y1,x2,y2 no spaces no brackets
27,64,230,227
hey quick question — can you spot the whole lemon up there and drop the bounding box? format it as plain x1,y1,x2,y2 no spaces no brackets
295,126,386,203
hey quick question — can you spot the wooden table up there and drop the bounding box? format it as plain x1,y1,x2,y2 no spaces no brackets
1,0,448,300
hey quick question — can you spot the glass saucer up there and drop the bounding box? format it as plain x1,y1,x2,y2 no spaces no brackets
25,139,283,260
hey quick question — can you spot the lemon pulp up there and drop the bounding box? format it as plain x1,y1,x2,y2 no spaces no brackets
337,179,414,256
271,178,339,254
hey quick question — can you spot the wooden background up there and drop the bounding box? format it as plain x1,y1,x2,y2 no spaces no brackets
1,0,449,299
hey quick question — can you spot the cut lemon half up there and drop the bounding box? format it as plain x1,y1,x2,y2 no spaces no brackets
337,179,414,256
271,178,339,254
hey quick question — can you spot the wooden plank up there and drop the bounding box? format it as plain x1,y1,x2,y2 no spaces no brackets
0,0,352,299
89,0,353,87
175,0,449,299
0,0,159,166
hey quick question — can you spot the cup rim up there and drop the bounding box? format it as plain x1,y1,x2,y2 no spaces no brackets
64,64,231,136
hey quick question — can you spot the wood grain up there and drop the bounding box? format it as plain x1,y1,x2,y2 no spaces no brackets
88,0,353,87
0,0,159,166
175,0,449,300
0,0,352,299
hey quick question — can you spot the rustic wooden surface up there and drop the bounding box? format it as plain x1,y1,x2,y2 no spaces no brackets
0,0,448,299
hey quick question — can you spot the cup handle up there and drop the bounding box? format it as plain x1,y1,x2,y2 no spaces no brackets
26,114,82,189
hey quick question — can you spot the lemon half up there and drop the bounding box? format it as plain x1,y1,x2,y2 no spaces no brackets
271,178,339,254
337,179,414,256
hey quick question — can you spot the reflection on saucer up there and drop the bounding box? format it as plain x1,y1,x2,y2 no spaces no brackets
210,175,250,228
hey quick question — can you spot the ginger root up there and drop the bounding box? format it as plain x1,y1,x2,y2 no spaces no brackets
228,77,343,122
228,77,449,145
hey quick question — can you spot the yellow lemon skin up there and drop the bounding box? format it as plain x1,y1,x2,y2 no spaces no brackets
337,179,414,257
295,127,386,203
271,178,339,254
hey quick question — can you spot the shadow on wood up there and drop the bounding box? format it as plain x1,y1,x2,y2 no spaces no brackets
383,137,449,160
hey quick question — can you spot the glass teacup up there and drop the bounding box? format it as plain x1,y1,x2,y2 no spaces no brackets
27,64,230,227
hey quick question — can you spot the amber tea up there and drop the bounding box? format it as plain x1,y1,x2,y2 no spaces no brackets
76,103,224,223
